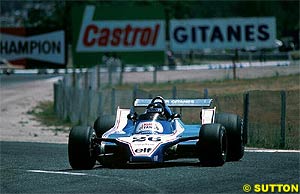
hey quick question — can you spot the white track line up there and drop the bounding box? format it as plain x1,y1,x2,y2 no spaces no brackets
27,170,87,176
245,148,300,153
27,149,299,176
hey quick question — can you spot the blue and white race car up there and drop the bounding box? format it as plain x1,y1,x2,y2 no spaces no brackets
68,96,245,169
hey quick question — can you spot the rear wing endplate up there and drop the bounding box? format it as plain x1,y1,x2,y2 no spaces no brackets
134,99,213,107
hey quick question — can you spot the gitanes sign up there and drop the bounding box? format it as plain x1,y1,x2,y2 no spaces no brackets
170,17,276,51
0,28,66,68
76,6,165,52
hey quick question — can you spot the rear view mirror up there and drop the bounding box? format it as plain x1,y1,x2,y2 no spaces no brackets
127,113,137,121
171,113,181,119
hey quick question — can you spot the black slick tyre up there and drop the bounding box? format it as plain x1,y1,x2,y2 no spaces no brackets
93,115,115,137
68,126,96,170
197,124,227,166
215,113,244,161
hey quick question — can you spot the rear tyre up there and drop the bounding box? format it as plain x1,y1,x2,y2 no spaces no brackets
215,113,244,161
68,126,96,170
197,124,227,166
93,115,115,137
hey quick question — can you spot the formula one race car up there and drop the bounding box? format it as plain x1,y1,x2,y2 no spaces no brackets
68,96,245,169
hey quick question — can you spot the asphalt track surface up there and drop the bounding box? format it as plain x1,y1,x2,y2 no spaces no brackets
1,141,299,194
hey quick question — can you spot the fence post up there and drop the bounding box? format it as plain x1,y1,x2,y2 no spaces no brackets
234,49,239,80
84,71,88,89
204,88,208,98
243,92,249,145
133,84,138,103
97,92,102,117
111,88,116,114
108,62,112,86
119,62,124,85
172,86,177,112
85,88,90,125
62,79,67,120
153,66,157,84
280,91,286,148
72,69,76,87
97,65,100,90
53,82,58,114
172,86,177,99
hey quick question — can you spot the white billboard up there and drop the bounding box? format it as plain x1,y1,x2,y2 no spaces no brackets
170,17,276,51
0,30,65,64
76,6,165,52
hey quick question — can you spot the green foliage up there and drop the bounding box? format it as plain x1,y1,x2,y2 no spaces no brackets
24,0,299,41
28,101,72,129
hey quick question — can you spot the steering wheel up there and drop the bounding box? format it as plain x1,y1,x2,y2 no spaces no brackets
150,96,166,107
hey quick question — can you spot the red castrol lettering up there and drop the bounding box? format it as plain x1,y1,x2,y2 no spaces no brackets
83,24,160,47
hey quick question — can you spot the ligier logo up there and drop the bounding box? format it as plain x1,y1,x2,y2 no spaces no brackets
76,6,165,52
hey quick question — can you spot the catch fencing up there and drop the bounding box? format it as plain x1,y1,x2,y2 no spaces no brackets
53,80,210,126
245,90,299,149
212,90,299,149
54,78,299,149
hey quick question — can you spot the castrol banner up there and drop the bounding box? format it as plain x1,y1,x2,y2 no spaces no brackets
170,17,276,51
71,5,165,66
76,6,165,52
0,28,66,68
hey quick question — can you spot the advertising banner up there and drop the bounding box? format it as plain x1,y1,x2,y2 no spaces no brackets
77,6,165,52
71,5,165,67
0,28,66,68
170,17,276,51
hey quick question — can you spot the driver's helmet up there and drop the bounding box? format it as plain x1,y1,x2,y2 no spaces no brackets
138,102,166,121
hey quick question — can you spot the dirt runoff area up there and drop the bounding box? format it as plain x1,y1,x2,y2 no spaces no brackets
0,76,69,144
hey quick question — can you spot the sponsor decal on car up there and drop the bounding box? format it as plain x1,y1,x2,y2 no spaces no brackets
118,134,176,157
136,122,164,134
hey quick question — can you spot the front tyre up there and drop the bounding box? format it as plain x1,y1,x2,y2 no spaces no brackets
93,115,115,137
68,126,96,170
197,124,227,166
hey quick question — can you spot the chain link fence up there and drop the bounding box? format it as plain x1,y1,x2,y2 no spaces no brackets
54,77,299,149
211,90,299,149
242,90,299,149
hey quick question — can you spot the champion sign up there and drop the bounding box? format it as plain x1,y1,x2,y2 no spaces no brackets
170,17,276,51
76,6,165,52
0,30,65,64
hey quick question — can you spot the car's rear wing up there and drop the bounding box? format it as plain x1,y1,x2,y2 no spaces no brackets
134,99,213,107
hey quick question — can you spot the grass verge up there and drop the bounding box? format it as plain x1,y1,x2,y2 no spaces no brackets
27,101,72,133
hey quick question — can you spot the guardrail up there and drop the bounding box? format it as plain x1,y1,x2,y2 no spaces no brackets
0,60,291,75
